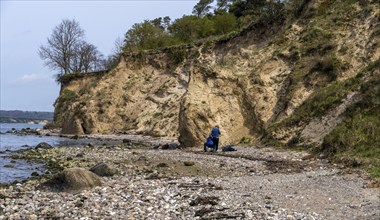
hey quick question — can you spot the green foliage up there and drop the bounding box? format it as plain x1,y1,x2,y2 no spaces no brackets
239,136,252,144
286,0,313,18
192,0,214,17
371,167,380,178
321,74,380,177
167,47,186,65
153,112,163,118
58,70,107,85
300,27,334,56
121,0,287,53
230,0,285,21
212,12,238,35
59,89,77,104
59,73,82,85
124,20,179,52
304,55,341,87
169,15,213,43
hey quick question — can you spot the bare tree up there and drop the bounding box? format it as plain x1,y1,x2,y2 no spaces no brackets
71,41,102,73
39,19,104,82
102,37,124,70
112,36,124,56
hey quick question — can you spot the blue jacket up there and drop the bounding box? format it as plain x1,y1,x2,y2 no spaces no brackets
210,127,221,138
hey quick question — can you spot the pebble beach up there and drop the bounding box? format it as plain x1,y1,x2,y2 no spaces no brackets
1,135,380,219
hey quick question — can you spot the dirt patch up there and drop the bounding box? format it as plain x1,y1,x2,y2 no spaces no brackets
264,160,307,173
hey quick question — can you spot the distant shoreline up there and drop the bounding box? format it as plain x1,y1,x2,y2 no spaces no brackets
0,110,53,124
0,118,50,124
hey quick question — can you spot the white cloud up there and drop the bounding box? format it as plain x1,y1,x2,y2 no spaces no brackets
15,73,54,84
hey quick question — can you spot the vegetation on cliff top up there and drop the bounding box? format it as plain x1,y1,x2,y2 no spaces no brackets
122,0,286,53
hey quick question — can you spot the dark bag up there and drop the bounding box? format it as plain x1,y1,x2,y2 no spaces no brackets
222,145,236,152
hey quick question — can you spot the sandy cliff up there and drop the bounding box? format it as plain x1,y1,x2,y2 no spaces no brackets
54,0,380,148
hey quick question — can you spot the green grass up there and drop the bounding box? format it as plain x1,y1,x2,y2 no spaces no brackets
281,77,360,127
57,89,77,105
370,167,380,178
267,59,380,178
320,61,380,177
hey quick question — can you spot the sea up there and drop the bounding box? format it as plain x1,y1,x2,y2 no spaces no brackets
0,123,77,184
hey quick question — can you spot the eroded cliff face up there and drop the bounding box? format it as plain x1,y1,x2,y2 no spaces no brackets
56,49,192,138
55,0,380,147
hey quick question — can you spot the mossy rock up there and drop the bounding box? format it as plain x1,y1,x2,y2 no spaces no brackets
42,167,102,191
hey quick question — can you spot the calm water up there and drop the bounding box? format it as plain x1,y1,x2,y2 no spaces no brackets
0,123,76,184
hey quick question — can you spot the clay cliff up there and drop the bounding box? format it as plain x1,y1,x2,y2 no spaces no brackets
54,0,379,148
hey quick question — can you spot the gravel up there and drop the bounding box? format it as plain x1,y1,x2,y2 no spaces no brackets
1,137,379,219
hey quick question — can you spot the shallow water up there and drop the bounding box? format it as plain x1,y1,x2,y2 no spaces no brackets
0,123,79,184
0,123,63,151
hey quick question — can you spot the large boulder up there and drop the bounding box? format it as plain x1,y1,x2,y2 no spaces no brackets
90,162,118,177
43,168,102,191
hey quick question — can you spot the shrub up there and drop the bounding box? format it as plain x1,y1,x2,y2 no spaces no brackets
168,47,186,64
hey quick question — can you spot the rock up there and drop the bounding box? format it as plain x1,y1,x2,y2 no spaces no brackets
265,204,273,209
145,173,164,180
31,172,39,177
43,167,102,191
76,152,85,158
122,139,131,144
160,143,179,150
90,162,118,177
190,196,219,206
194,207,214,217
71,135,79,140
35,142,53,149
4,164,14,168
157,162,169,168
183,161,195,166
137,156,147,161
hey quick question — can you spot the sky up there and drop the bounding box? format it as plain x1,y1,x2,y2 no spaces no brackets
1,0,198,112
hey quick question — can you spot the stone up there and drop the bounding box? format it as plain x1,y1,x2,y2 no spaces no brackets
4,164,14,168
157,163,169,168
183,161,195,166
31,172,39,177
76,152,85,158
35,142,53,149
43,167,102,191
90,162,118,177
160,143,179,150
122,139,131,144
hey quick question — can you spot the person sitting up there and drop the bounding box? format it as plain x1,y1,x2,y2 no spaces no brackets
204,136,215,152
